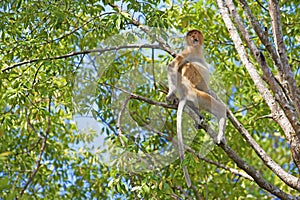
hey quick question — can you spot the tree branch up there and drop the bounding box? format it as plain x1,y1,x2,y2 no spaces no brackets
237,0,283,81
99,82,176,110
268,0,300,134
45,12,116,45
190,185,202,200
227,107,300,191
225,0,299,133
104,80,295,198
114,1,298,197
130,18,177,57
224,0,300,180
2,44,164,72
101,4,300,198
220,0,296,140
19,99,51,196
197,105,294,199
173,185,193,200
216,0,297,198
185,146,254,181
103,83,255,183
238,0,300,127
117,96,130,147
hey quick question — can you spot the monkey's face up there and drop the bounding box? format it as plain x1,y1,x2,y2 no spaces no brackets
186,30,204,47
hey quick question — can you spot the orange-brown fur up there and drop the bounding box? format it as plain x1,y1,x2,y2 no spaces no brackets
167,29,226,123
166,30,226,187
180,62,209,92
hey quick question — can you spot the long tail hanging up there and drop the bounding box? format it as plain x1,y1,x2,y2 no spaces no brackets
177,99,191,187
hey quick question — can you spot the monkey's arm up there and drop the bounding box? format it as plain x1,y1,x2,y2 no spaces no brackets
166,64,178,103
166,54,186,103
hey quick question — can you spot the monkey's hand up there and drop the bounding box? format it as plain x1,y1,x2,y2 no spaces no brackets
168,61,175,68
166,92,178,105
215,131,227,145
168,54,184,69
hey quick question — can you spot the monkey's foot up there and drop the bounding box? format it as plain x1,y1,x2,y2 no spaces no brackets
215,133,227,145
194,123,203,130
194,115,204,130
166,93,178,105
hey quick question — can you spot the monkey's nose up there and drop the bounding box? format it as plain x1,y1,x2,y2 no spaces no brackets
193,38,199,44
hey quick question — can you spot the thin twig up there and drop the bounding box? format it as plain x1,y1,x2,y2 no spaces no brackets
185,146,253,181
151,48,157,90
128,172,138,200
256,114,273,120
117,95,130,147
191,185,202,200
2,44,164,72
32,64,43,89
255,0,268,12
232,102,262,114
45,12,116,45
20,99,51,196
173,185,193,200
108,3,176,58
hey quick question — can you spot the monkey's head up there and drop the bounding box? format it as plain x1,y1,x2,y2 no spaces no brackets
186,30,204,47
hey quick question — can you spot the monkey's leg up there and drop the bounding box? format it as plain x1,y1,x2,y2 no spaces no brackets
216,117,226,144
184,102,204,130
193,89,227,144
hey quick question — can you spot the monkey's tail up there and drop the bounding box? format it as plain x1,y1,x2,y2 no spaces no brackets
177,99,192,187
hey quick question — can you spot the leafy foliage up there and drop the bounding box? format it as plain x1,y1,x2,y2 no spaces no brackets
0,0,299,199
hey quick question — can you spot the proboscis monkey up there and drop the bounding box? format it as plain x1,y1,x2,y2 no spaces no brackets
166,30,226,187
